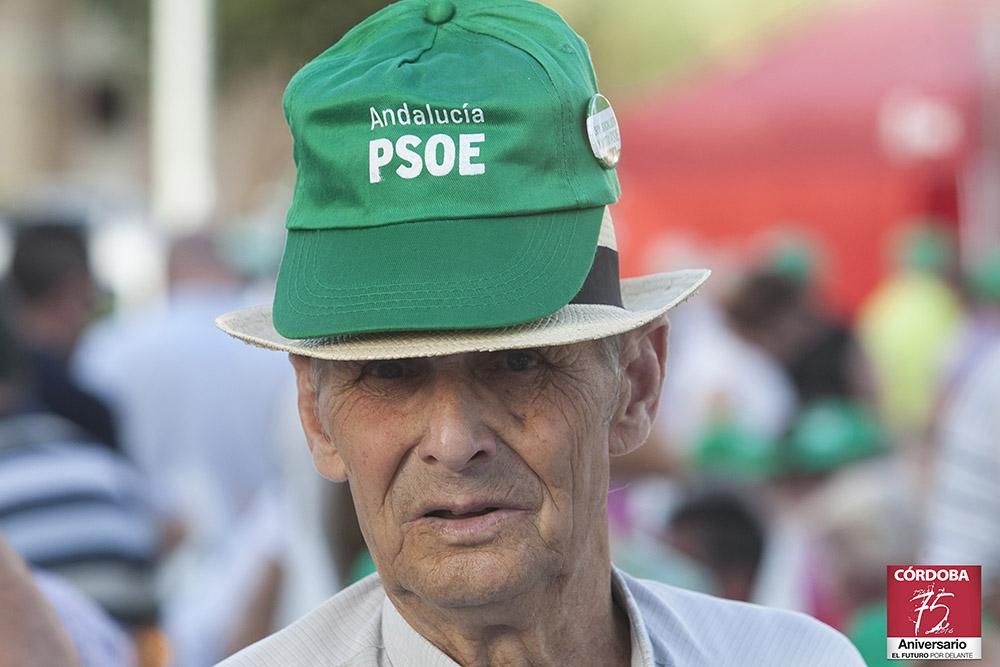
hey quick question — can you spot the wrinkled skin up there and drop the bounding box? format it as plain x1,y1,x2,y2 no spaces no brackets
290,320,667,666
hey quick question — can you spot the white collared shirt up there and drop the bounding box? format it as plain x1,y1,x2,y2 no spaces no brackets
379,569,650,667
218,568,863,666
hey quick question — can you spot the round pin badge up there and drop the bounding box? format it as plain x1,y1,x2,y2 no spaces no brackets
586,94,621,169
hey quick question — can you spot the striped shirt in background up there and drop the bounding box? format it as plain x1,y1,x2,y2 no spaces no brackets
925,343,1000,585
0,413,161,628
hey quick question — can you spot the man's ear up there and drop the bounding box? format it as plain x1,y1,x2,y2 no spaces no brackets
608,318,669,457
288,354,349,482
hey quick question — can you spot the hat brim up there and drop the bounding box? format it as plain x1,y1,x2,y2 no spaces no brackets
272,207,604,339
216,269,710,361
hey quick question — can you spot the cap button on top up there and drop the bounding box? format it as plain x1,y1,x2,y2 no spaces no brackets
424,0,456,25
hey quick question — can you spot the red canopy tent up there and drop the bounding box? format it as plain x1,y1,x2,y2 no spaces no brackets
615,0,997,315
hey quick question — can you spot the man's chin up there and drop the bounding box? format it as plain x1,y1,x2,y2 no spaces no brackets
399,548,552,609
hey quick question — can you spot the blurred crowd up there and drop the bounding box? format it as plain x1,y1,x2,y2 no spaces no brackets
610,224,1000,667
0,208,998,667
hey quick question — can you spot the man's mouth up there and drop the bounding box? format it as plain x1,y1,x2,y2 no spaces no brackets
410,501,528,543
424,507,501,520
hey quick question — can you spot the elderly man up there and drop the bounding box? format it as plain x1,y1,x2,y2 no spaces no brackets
217,1,864,665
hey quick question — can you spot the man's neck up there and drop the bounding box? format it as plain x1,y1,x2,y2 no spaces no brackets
387,558,632,667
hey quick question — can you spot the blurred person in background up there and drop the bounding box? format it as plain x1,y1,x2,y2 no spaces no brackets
655,267,799,459
620,266,805,594
935,249,1000,415
0,308,162,666
805,462,920,667
924,339,1000,626
658,256,873,486
857,223,962,442
665,490,766,603
753,400,889,615
763,241,876,406
75,233,287,527
608,265,793,592
73,231,320,665
724,269,812,382
5,214,119,449
670,268,804,534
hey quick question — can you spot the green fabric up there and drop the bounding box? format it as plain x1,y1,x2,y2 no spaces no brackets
691,422,779,481
273,0,620,338
274,208,603,337
347,550,377,585
898,226,952,274
612,537,717,595
767,239,816,286
783,400,886,474
846,602,911,667
967,250,1000,302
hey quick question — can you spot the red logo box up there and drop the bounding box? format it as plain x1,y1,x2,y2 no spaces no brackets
886,565,982,661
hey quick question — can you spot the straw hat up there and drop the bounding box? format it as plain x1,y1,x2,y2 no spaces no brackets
218,210,708,360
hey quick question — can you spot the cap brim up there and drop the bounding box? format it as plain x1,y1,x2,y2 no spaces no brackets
217,269,710,361
273,207,604,338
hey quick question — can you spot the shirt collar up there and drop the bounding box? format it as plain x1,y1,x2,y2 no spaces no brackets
612,566,658,667
380,567,654,667
382,597,460,667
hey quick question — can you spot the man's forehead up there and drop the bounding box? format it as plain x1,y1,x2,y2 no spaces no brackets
310,339,613,369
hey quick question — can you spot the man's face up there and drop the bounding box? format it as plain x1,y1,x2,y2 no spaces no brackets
296,341,631,609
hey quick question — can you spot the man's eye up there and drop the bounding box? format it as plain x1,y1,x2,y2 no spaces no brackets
504,350,541,372
364,360,407,380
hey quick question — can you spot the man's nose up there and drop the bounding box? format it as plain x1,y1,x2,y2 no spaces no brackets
418,375,497,472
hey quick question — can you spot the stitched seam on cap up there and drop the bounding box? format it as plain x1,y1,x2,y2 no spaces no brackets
449,22,579,206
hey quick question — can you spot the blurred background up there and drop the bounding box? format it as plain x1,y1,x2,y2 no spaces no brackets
1,0,999,665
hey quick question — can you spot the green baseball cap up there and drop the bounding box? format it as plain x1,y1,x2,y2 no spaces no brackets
217,0,710,360
690,422,780,482
272,0,619,339
782,400,887,474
